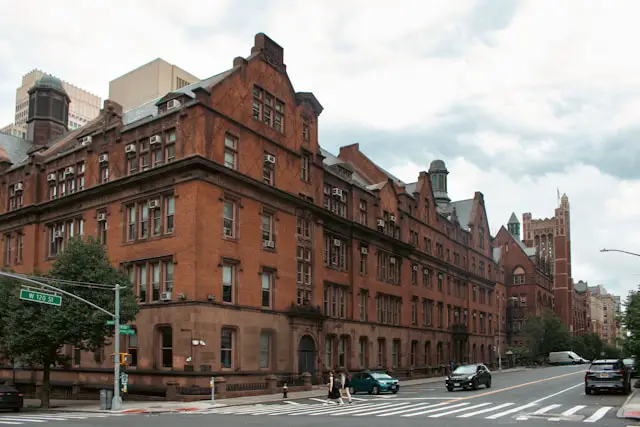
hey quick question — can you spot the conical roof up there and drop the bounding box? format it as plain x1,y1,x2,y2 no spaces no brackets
508,212,519,224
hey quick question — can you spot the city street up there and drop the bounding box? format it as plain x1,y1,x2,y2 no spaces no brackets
1,365,636,427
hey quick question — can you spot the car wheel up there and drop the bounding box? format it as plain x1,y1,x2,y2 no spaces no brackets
486,378,492,388
472,379,479,390
585,387,591,395
447,386,454,392
349,387,356,395
572,361,576,365
392,389,398,394
373,385,380,395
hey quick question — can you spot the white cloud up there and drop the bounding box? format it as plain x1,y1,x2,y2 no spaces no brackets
0,0,639,299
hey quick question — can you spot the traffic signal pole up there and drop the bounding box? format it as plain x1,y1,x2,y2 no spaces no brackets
112,284,122,410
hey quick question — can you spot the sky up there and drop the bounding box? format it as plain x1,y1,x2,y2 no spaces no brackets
1,0,639,299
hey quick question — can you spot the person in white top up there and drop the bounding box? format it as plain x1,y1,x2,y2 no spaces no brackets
340,367,353,404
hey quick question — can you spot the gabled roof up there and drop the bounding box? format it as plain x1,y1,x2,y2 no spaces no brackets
439,199,474,230
320,147,372,189
498,225,537,257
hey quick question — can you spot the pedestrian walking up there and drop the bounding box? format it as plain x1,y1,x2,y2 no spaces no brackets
325,370,344,405
340,367,353,404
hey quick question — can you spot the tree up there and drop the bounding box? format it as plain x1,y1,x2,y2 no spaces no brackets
523,309,572,360
0,237,138,408
623,287,640,360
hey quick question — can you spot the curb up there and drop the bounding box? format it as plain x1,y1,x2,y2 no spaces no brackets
617,388,639,419
26,367,531,414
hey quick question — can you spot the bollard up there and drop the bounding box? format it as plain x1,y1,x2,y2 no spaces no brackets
283,384,288,399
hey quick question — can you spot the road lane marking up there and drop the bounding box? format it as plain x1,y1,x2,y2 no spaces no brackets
562,405,586,416
584,406,613,422
532,404,562,415
429,402,492,418
284,401,301,405
0,421,22,425
458,402,514,417
289,402,380,416
440,368,586,404
376,403,434,416
402,402,470,417
486,402,537,419
350,402,413,416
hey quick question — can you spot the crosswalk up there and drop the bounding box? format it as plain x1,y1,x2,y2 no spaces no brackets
183,399,617,423
0,412,128,425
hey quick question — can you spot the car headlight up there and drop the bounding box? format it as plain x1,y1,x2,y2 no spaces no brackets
467,376,475,380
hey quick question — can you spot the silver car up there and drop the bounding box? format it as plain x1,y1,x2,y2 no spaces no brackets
585,359,631,395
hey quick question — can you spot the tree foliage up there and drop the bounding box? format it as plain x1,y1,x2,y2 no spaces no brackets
0,237,138,408
623,287,640,360
523,309,572,359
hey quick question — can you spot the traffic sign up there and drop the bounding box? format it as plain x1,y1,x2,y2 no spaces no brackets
106,320,115,326
120,329,136,335
19,288,62,306
119,325,131,330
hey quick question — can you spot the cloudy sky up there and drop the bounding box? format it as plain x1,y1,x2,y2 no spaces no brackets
1,0,639,299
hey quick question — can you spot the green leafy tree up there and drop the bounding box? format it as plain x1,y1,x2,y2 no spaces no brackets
523,309,572,359
0,237,138,408
623,287,640,360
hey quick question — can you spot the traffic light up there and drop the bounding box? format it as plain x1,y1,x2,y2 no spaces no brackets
120,353,132,366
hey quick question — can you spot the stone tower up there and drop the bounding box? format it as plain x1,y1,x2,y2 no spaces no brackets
507,212,520,239
26,75,70,146
429,160,451,208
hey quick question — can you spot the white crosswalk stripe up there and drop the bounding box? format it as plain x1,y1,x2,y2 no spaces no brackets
0,412,127,425
183,400,620,423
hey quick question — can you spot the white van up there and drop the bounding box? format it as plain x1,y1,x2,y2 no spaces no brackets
548,351,587,365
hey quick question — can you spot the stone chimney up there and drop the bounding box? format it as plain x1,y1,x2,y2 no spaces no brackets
251,33,286,71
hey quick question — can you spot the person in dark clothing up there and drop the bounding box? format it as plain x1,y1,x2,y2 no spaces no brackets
340,367,353,404
325,370,344,405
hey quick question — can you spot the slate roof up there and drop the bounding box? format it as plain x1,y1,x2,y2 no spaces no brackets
440,199,474,230
0,133,34,166
320,147,372,189
121,69,235,128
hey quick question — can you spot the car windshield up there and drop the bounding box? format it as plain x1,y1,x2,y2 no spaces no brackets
453,365,477,375
370,373,392,380
591,363,620,371
623,359,635,365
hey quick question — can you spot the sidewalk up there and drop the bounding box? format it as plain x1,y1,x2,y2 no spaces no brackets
24,367,527,414
617,388,640,419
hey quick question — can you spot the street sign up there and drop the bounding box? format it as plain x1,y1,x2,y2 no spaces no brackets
120,329,136,335
119,325,131,331
19,288,62,306
106,320,115,326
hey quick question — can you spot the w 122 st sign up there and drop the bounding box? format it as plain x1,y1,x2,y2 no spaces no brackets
19,288,62,307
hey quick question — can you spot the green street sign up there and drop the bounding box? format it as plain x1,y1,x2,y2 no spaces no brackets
106,320,115,326
19,289,62,307
119,325,131,331
120,329,136,335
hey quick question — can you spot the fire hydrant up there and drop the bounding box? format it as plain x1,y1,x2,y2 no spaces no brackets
283,384,288,399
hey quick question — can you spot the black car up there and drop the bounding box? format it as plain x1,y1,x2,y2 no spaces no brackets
446,364,492,391
0,384,23,412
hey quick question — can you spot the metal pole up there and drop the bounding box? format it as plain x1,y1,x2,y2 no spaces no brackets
498,295,502,371
211,376,215,402
112,284,122,410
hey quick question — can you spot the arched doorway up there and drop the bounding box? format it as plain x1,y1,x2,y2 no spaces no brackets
298,335,316,377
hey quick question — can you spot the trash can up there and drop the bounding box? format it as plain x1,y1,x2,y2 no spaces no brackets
99,389,113,410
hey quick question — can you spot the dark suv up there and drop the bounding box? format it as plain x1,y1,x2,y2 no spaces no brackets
585,359,631,395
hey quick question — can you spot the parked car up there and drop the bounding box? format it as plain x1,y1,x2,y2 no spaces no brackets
585,359,631,395
549,351,587,365
0,384,23,412
623,358,637,378
445,364,492,391
349,371,400,395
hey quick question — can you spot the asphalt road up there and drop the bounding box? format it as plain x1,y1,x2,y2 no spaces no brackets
0,365,636,427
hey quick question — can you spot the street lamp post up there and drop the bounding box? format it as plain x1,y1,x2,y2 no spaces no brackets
600,248,640,257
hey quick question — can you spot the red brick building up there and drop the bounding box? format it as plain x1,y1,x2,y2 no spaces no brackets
0,33,503,396
573,280,591,336
493,214,554,347
522,194,574,331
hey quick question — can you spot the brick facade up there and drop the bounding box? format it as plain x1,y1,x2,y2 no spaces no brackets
0,33,504,396
493,223,554,347
522,194,575,331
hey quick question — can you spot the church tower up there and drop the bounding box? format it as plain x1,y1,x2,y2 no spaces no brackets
429,160,451,207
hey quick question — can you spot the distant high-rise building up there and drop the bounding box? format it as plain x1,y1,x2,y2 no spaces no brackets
10,69,101,134
108,58,199,112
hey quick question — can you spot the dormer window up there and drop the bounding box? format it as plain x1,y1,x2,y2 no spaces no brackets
166,99,181,110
